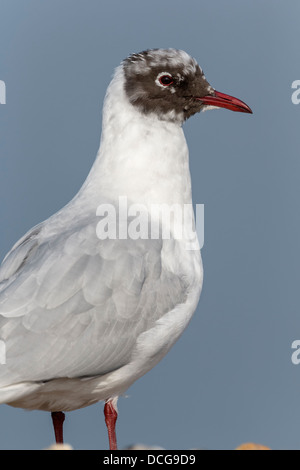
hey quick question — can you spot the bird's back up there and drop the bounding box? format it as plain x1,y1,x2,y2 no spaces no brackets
0,203,200,401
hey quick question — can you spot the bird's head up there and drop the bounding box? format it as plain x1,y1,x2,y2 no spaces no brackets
123,48,252,123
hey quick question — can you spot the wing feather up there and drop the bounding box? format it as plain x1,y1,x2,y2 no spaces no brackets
0,214,188,385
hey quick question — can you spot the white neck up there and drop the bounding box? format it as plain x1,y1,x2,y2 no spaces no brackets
80,66,193,208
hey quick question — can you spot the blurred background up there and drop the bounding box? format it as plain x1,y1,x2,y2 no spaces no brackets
0,0,300,450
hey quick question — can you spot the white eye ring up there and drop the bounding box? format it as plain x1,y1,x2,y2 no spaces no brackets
155,72,174,88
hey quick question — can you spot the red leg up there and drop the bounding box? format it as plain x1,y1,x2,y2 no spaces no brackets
51,411,65,444
104,399,118,450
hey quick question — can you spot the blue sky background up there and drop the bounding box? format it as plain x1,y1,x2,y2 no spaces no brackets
0,0,300,450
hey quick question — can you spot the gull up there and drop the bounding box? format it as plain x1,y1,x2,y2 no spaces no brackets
0,49,252,449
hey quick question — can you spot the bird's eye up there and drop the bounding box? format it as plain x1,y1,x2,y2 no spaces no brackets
158,74,173,86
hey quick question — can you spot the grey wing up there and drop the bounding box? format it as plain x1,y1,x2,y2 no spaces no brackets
0,217,187,386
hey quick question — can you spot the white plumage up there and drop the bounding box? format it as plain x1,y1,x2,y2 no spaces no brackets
0,53,202,413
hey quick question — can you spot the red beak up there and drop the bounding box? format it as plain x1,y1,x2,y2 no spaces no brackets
197,90,252,114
